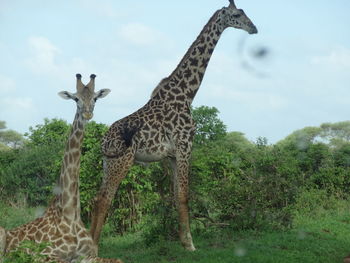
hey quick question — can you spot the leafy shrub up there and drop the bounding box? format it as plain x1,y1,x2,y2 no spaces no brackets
2,241,56,263
291,188,348,221
0,202,36,230
108,164,158,235
0,119,68,206
2,114,350,240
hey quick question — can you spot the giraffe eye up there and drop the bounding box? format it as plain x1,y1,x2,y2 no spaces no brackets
74,98,79,102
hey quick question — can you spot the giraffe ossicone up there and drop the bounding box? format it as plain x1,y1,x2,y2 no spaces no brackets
0,74,122,263
90,0,257,251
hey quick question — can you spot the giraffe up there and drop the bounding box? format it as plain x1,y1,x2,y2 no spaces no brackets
0,74,122,263
90,0,257,251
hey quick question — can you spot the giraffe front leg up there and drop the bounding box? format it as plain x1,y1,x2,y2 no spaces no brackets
90,151,134,246
171,155,196,251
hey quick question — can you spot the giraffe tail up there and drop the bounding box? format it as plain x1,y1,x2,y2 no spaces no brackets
120,126,138,147
102,124,139,158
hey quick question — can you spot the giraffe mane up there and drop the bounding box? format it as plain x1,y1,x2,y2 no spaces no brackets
168,10,222,80
150,9,222,98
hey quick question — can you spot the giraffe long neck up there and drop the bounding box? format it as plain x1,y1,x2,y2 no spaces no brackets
58,112,85,221
151,9,225,105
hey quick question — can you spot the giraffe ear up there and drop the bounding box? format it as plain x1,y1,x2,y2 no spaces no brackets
58,91,77,100
94,89,111,100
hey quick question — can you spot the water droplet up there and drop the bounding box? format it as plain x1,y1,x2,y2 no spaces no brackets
296,138,308,150
250,210,256,218
232,157,241,167
234,247,247,257
53,185,62,195
344,156,350,166
35,207,45,218
297,230,307,240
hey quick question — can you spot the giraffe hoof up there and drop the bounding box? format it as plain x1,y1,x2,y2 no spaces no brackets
186,244,196,251
183,242,196,251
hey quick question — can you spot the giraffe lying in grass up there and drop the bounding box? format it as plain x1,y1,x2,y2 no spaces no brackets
0,74,122,263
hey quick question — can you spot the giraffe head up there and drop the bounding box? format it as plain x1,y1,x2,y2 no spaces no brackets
58,74,111,121
221,0,257,34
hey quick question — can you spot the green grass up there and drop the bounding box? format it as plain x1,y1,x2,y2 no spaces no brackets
99,210,350,263
0,202,37,229
1,201,350,263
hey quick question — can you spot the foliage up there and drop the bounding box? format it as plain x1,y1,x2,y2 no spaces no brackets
108,164,158,235
0,202,36,230
97,196,350,263
191,106,227,145
79,121,108,220
2,240,57,263
0,119,69,206
2,110,350,243
291,188,346,219
141,106,229,242
24,118,70,147
2,197,350,263
0,121,25,150
0,143,63,206
320,121,350,145
140,162,178,245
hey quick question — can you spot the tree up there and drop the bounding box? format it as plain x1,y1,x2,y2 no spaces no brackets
0,119,69,205
320,121,350,147
79,121,108,219
25,118,70,147
191,106,227,145
0,121,25,150
277,126,322,150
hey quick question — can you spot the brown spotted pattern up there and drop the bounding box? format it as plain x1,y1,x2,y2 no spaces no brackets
90,1,257,252
0,75,121,263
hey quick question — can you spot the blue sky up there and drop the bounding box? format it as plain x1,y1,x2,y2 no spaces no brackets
0,0,349,143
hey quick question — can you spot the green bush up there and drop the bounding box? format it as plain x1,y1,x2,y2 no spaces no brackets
291,188,349,222
2,240,56,263
3,114,350,240
0,202,36,230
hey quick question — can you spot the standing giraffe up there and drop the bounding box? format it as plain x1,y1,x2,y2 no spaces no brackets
90,0,257,251
0,74,122,263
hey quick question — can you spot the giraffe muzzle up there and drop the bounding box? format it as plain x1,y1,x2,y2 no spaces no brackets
83,112,93,120
248,24,258,34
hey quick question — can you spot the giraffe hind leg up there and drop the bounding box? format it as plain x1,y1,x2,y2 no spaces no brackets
170,157,196,251
90,149,135,245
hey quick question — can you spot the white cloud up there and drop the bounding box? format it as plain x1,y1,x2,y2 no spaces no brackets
0,74,16,93
0,0,12,15
0,96,37,133
25,36,61,74
1,97,35,112
206,84,288,111
24,36,93,80
311,46,350,70
0,75,35,132
78,0,119,18
118,23,166,46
